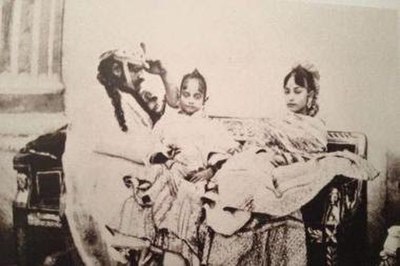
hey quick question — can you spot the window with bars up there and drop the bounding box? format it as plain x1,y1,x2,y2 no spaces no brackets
0,0,64,94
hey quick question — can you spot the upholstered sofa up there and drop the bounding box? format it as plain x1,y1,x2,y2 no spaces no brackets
12,118,368,265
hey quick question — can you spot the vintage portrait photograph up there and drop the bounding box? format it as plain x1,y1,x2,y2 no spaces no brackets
0,0,399,265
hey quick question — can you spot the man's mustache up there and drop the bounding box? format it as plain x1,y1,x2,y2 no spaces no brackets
121,77,144,92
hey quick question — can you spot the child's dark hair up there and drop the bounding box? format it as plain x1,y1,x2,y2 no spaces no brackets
180,69,207,99
283,65,320,116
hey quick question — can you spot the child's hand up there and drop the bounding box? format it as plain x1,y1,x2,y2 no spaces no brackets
227,146,242,155
270,153,288,167
186,167,214,183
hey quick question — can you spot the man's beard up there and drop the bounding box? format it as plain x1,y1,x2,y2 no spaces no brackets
121,79,165,124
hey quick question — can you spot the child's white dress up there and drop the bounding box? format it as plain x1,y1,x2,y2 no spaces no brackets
110,108,239,264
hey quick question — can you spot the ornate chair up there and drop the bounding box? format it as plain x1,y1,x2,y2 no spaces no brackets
302,131,368,266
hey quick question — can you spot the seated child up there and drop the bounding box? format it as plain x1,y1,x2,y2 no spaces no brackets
149,69,240,183
107,69,240,265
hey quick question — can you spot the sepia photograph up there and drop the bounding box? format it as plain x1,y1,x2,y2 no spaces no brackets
0,0,399,265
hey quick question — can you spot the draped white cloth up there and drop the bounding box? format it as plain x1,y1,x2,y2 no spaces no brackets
203,113,379,236
63,91,156,265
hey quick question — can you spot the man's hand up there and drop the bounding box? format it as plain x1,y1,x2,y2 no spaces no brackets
145,59,167,76
149,144,180,165
166,144,181,159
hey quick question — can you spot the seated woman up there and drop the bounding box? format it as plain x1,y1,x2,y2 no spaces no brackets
201,64,379,265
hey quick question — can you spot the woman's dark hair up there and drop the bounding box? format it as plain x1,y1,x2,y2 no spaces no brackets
97,56,128,132
283,65,319,117
180,69,207,99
